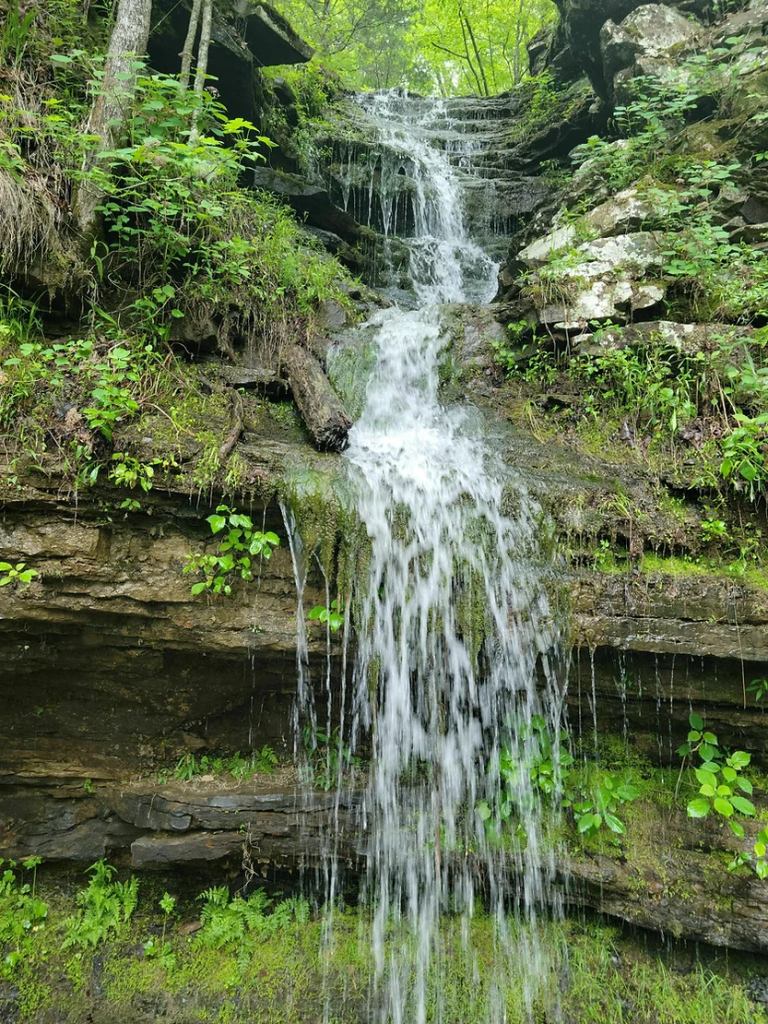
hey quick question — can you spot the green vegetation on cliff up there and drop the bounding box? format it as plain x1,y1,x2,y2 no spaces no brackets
0,0,352,505
0,860,764,1024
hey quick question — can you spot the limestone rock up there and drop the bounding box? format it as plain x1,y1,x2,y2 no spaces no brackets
600,4,703,102
524,232,665,324
576,319,752,356
519,187,656,267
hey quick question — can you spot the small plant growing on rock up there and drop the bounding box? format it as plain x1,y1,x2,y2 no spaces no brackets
0,562,37,589
0,857,48,976
183,505,279,596
570,777,641,838
477,716,639,841
747,678,768,703
197,886,308,952
172,748,278,782
677,713,768,878
144,891,176,966
678,712,754,825
307,598,345,632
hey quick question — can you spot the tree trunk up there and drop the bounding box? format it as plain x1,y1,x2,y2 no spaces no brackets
281,344,353,453
193,0,213,96
72,0,153,244
460,6,489,97
179,0,202,91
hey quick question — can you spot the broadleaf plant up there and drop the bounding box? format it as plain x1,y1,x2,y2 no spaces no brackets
183,505,279,596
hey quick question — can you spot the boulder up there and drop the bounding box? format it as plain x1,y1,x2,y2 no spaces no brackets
553,0,653,95
519,186,656,266
600,4,703,102
552,0,709,95
522,232,665,325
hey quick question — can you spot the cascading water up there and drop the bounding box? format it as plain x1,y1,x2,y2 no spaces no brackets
304,93,564,1022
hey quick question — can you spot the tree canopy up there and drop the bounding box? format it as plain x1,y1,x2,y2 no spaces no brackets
271,0,557,94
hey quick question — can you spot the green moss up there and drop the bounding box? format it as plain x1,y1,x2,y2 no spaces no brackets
3,891,765,1024
641,552,768,591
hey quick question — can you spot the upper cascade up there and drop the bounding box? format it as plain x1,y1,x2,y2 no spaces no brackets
328,91,527,294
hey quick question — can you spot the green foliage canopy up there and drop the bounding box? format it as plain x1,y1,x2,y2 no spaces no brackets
271,0,557,94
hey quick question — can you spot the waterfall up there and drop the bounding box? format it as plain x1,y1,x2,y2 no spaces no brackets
311,93,563,1023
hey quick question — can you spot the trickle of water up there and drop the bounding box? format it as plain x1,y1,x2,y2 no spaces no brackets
312,93,563,1022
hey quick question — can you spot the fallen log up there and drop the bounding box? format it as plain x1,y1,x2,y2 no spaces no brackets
281,343,353,452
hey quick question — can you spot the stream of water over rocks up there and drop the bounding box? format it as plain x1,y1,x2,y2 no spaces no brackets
299,92,566,1024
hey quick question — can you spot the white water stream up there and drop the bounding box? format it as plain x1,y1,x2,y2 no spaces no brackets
305,93,563,1023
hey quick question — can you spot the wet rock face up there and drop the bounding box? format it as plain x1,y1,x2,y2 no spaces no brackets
0,482,339,788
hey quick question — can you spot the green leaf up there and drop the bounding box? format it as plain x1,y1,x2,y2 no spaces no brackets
577,815,595,834
730,820,745,838
699,743,717,762
207,514,227,534
730,795,756,816
687,798,711,818
689,713,704,731
190,582,207,596
722,766,737,783
737,777,753,795
713,797,734,817
730,751,751,768
695,767,718,787
604,812,626,834
703,732,718,744
476,802,491,822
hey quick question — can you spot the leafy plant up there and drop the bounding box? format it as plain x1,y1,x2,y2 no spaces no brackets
569,777,640,838
183,505,280,596
747,678,768,703
477,715,574,830
301,723,362,790
478,717,639,840
197,886,308,953
679,712,754,825
63,860,139,949
674,712,768,880
172,747,278,782
700,517,729,543
0,857,48,977
144,891,176,965
0,562,37,589
109,453,176,492
307,598,345,632
720,413,768,499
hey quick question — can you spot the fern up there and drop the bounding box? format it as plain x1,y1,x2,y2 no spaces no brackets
197,887,307,950
63,861,139,949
